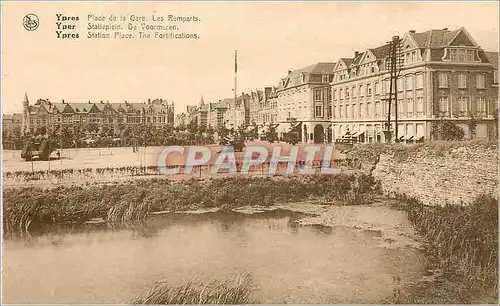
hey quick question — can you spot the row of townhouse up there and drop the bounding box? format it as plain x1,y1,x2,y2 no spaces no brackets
187,94,251,130
182,27,498,143
9,94,175,136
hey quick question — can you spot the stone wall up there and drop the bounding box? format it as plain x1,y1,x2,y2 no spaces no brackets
371,143,498,206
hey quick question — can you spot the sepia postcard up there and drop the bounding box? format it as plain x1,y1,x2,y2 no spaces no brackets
1,1,499,305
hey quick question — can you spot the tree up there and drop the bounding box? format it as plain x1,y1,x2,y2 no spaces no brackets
35,126,47,136
432,120,465,141
187,120,199,135
247,121,259,141
265,123,278,143
467,115,478,139
86,123,99,135
61,125,74,148
494,108,499,139
217,124,230,145
282,120,301,145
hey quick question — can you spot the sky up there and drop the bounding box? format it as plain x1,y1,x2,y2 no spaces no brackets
1,1,499,115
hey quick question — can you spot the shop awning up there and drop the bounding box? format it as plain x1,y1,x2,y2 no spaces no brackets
351,131,365,138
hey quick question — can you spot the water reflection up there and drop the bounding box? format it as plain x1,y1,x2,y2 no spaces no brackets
3,209,425,304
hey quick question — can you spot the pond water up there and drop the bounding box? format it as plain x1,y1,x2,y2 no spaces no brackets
2,209,425,304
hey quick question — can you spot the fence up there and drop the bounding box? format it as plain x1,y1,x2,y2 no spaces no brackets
3,159,345,188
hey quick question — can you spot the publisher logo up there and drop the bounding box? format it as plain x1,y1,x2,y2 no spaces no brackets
23,14,39,31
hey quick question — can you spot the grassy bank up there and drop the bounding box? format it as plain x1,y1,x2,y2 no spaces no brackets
131,274,252,304
3,173,378,236
392,194,498,304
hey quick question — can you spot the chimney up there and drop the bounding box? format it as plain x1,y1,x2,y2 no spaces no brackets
62,99,65,104
147,98,151,104
409,30,416,34
354,51,359,58
88,100,91,104
288,70,292,75
100,100,103,104
264,87,272,100
442,28,449,31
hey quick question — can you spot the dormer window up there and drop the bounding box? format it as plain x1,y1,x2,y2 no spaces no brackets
445,48,478,62
322,74,329,83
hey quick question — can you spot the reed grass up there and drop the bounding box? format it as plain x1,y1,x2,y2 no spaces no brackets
3,174,377,236
130,274,252,304
393,194,498,303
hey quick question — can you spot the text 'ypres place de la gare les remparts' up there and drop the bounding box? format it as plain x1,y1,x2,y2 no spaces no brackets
54,13,201,40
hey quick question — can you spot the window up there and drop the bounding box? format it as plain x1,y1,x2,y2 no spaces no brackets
477,74,485,89
450,49,458,61
322,74,329,83
398,99,404,115
439,96,449,115
315,105,323,117
327,90,332,101
458,73,467,88
406,75,413,90
346,104,351,119
339,89,343,100
384,79,391,93
449,48,477,62
439,72,448,88
397,78,403,91
467,50,475,61
339,106,343,118
359,103,363,118
458,49,466,61
367,83,372,95
346,87,350,98
416,74,424,88
367,102,372,117
417,97,424,115
359,84,364,96
352,86,356,98
327,106,332,118
375,101,380,117
315,89,323,101
371,66,375,73
458,96,468,113
333,90,337,100
411,51,416,63
407,98,414,116
476,96,486,113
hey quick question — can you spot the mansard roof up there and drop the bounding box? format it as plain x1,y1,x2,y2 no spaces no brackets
26,99,172,116
278,62,336,90
485,51,499,69
409,27,479,49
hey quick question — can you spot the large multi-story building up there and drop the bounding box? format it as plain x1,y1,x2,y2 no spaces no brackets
21,94,175,135
2,113,23,139
331,27,498,143
191,93,250,130
276,62,335,143
257,87,279,126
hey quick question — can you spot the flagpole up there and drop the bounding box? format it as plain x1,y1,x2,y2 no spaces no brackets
234,50,238,112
